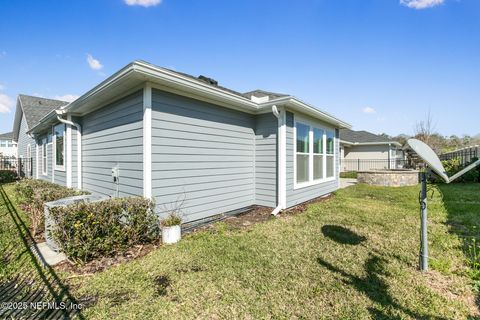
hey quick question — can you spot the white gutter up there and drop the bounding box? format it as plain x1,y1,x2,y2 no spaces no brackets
271,105,287,216
340,139,402,147
259,97,351,129
56,111,82,190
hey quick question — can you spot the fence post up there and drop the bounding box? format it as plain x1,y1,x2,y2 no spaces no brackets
358,159,360,171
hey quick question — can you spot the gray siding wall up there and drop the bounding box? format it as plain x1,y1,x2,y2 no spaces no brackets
17,113,36,177
81,91,144,197
151,89,255,222
254,113,277,207
286,111,340,208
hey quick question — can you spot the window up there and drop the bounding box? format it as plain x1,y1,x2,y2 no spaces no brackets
0,140,6,147
294,120,336,188
42,138,47,175
326,131,335,178
313,128,324,180
296,123,310,184
54,124,65,170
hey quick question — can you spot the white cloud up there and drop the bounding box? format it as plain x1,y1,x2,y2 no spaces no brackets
400,0,444,9
124,0,161,7
362,107,376,114
54,94,79,102
86,54,103,70
0,94,13,114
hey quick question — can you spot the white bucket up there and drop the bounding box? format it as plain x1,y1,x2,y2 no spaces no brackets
162,225,181,245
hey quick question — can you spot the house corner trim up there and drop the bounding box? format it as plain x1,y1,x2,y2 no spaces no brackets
66,114,72,188
143,83,153,199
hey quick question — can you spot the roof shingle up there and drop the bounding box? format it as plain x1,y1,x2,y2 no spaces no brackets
18,95,68,129
339,128,395,144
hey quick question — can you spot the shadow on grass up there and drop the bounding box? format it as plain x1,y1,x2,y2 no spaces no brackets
321,225,367,245
0,185,85,319
317,255,443,320
437,183,480,312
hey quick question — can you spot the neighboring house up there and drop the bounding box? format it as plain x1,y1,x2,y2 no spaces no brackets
0,132,17,157
339,129,403,171
13,60,350,223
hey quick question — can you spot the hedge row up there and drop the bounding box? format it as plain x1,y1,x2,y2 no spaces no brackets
14,179,88,237
0,170,17,183
439,157,480,183
50,197,160,263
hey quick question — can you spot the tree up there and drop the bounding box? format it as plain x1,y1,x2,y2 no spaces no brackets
413,111,442,153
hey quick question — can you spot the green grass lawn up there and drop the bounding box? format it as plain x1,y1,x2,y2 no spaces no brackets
1,182,479,319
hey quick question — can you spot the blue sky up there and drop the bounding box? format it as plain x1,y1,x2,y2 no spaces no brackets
0,0,479,136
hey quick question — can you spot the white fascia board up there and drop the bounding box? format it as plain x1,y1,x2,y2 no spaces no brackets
341,140,402,147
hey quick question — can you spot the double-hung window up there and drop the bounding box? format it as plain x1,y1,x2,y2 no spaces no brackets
296,123,310,184
295,120,336,188
54,124,65,171
326,130,335,178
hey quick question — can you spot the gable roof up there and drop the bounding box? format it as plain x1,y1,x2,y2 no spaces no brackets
340,129,401,147
0,131,13,140
12,95,68,140
29,60,351,133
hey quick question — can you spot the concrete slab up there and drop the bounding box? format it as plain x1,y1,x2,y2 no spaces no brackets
35,242,67,266
340,178,357,189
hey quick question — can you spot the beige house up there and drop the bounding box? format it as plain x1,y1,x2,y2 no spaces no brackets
339,129,403,172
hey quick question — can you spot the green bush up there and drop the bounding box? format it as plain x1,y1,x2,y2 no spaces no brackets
14,179,89,237
160,213,182,227
340,171,358,179
50,197,160,263
0,170,18,183
440,157,480,183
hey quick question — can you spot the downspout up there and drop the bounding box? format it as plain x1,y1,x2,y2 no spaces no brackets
56,111,82,190
271,105,286,216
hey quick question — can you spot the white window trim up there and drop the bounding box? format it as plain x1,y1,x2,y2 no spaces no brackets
293,116,336,190
42,138,48,176
53,124,66,172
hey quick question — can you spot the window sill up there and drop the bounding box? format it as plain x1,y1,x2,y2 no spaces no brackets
54,166,65,172
293,176,336,190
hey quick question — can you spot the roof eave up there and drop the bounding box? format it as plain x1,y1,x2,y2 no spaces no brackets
340,140,402,147
258,97,352,129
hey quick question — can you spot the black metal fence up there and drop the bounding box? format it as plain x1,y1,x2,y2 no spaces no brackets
439,146,479,166
341,159,411,172
0,157,33,177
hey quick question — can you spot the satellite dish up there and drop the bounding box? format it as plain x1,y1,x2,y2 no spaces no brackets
407,139,449,183
407,138,480,272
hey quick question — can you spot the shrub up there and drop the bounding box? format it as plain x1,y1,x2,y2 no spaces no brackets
340,171,358,179
50,197,160,263
0,170,17,183
160,213,182,227
14,179,88,237
440,158,480,183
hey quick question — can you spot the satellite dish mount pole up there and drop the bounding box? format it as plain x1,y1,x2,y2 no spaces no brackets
419,170,428,272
